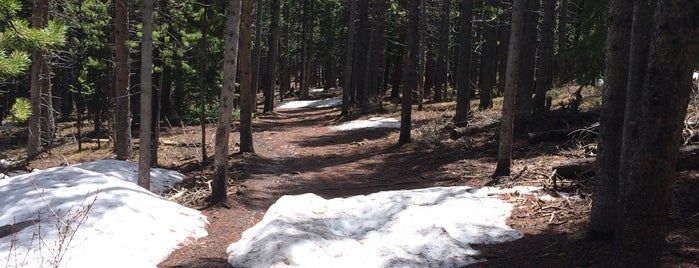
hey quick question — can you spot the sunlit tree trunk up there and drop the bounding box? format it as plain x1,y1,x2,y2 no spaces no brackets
138,0,154,189
493,0,525,177
211,0,242,205
239,0,255,153
114,0,132,160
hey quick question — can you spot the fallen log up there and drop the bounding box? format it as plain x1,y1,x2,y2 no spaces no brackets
449,123,497,140
527,122,600,143
553,145,699,179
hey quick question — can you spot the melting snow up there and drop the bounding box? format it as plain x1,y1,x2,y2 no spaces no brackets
227,186,525,268
329,117,401,131
275,97,342,109
0,160,207,268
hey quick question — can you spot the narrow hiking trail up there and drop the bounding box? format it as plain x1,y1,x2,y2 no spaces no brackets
158,104,484,267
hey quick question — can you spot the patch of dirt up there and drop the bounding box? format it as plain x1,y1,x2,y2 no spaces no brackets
10,88,699,267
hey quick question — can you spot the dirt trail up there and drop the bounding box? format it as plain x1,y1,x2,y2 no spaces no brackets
158,105,475,267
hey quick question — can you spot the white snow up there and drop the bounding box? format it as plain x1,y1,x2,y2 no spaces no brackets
275,96,342,109
329,117,401,131
0,160,208,268
227,186,525,268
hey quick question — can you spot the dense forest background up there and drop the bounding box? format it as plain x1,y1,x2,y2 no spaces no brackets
1,0,698,266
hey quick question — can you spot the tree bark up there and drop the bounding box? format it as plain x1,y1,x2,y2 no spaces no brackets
363,0,388,113
513,0,539,134
252,0,263,110
613,0,696,266
263,0,280,112
588,0,633,236
353,0,370,110
211,0,242,205
28,0,48,157
478,19,496,110
342,0,356,116
138,0,154,190
454,0,474,126
533,0,555,115
554,0,568,84
493,0,525,177
114,0,132,160
239,0,255,153
400,0,420,145
434,0,450,104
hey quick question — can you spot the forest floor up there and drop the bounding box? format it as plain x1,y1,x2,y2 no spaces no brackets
3,86,699,267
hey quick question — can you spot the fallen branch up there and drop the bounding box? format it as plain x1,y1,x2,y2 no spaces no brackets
553,145,699,179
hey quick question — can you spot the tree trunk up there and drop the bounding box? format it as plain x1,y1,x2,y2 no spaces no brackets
363,0,388,113
198,7,210,163
478,19,496,110
555,0,568,85
342,0,356,116
434,0,450,104
37,0,53,149
513,0,539,134
493,0,525,177
263,0,280,112
454,0,474,126
400,0,419,145
588,0,633,236
416,0,427,111
114,0,132,160
239,0,255,153
614,2,698,266
252,0,263,109
28,0,48,157
533,0,556,115
211,0,242,205
353,0,370,110
299,0,314,100
138,0,154,190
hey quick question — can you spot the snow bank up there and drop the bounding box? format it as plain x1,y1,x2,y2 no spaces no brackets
73,159,186,194
275,96,342,109
0,160,208,268
227,186,523,268
328,117,400,131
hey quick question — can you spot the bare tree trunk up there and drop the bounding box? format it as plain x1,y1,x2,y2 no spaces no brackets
364,0,388,113
613,1,697,265
478,13,496,110
588,0,634,236
198,7,210,163
400,0,419,145
252,0,263,110
138,0,154,189
342,0,356,116
555,0,568,85
434,0,450,104
211,0,242,205
493,0,525,177
114,0,132,160
239,0,255,153
37,0,53,150
28,0,48,158
416,0,427,111
454,0,474,126
533,0,556,115
263,0,280,112
353,0,370,110
513,0,539,134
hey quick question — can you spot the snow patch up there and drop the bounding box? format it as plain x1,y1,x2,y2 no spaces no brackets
275,97,342,109
0,160,207,268
227,186,523,268
329,117,400,131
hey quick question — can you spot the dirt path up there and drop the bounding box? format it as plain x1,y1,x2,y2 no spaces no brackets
157,102,699,267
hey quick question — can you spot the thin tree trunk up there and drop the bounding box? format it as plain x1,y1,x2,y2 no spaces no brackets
198,7,210,163
493,0,525,177
353,0,370,110
138,0,154,190
342,0,356,116
555,0,568,85
613,1,698,265
114,0,132,160
239,0,255,153
252,0,263,110
434,0,450,103
533,0,555,114
211,0,242,205
263,0,280,112
588,0,633,236
454,0,474,126
400,0,419,145
364,0,388,113
28,0,48,157
416,0,427,111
